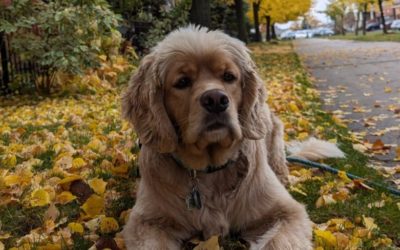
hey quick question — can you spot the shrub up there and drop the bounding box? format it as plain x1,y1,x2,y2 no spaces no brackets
109,0,191,54
0,0,121,93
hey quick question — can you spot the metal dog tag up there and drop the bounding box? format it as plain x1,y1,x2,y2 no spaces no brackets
186,186,202,210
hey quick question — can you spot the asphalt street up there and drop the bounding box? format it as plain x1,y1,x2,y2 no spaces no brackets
294,38,400,167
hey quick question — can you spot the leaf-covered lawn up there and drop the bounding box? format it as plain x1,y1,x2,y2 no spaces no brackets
0,43,399,249
0,58,137,249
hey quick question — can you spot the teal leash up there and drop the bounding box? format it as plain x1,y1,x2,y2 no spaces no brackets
286,156,400,197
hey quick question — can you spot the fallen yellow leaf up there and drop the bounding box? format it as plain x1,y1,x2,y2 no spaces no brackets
72,158,87,169
384,87,392,93
87,138,106,152
289,186,307,196
57,175,82,185
373,237,392,248
314,229,337,247
81,194,104,218
334,232,349,249
54,154,73,169
353,143,367,153
100,217,119,233
111,164,128,175
4,175,21,187
88,178,107,195
1,154,17,168
193,235,220,250
338,171,352,183
68,222,84,234
316,194,336,208
56,191,77,204
395,146,400,161
30,188,51,207
0,234,11,240
38,243,62,250
288,101,300,113
297,132,309,140
362,216,378,231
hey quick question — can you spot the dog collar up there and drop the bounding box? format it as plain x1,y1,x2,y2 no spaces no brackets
170,153,235,174
170,153,237,210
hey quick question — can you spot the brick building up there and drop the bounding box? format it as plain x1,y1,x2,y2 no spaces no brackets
383,0,400,19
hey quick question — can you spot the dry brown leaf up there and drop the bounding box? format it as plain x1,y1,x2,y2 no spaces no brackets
193,236,220,250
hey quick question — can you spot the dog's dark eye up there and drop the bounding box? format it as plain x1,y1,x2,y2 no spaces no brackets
223,72,236,82
174,76,192,89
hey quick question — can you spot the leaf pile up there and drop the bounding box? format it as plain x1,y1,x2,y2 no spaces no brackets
0,57,136,249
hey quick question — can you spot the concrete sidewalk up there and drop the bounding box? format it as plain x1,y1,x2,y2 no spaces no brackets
294,38,400,167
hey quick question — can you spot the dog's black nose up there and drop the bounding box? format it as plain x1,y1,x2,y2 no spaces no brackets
200,89,229,113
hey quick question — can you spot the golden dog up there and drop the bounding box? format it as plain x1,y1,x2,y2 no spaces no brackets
121,26,317,249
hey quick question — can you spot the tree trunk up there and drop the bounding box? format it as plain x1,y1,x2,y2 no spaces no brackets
271,23,277,39
189,0,210,28
0,32,10,90
266,15,271,42
234,0,248,42
362,3,367,35
252,1,261,42
355,9,360,35
341,14,346,35
378,0,387,34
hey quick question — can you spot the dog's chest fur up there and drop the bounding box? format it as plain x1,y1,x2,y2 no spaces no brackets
138,144,255,239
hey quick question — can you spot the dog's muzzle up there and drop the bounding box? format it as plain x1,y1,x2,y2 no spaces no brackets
200,89,229,114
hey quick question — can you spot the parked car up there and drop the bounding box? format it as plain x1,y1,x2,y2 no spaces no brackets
313,28,334,37
380,18,394,29
391,20,400,30
279,30,296,40
295,30,313,39
366,22,380,31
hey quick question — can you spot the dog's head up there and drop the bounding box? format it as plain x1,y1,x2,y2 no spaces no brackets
122,26,268,169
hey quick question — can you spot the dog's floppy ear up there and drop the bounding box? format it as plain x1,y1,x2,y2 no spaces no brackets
240,59,270,140
121,54,178,153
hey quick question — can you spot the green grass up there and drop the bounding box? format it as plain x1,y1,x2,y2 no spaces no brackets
69,132,91,147
330,30,400,42
0,133,11,146
102,120,122,134
107,195,135,219
33,149,56,172
0,204,47,248
21,123,61,140
57,201,81,221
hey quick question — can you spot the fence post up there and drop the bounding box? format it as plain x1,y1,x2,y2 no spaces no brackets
1,32,10,92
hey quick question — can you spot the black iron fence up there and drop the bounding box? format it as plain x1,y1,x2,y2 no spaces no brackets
0,32,44,96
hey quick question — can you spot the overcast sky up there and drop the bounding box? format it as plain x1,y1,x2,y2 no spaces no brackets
312,0,331,23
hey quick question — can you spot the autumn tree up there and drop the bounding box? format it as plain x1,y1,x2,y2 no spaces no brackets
350,0,375,35
326,0,348,35
247,0,311,41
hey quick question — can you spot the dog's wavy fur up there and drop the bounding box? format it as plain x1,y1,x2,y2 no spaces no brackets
121,26,314,249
